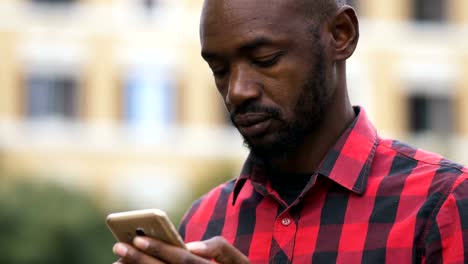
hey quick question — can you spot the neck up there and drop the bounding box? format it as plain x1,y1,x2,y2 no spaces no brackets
269,64,355,174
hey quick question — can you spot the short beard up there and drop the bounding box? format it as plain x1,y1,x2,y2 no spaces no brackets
235,43,329,160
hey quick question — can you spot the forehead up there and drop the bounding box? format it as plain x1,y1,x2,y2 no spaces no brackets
200,0,311,49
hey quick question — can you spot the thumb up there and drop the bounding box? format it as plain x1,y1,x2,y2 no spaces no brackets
186,236,249,264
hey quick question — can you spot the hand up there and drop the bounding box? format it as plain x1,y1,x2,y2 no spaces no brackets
112,236,250,264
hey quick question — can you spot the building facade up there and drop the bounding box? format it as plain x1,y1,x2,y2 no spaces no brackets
0,0,467,212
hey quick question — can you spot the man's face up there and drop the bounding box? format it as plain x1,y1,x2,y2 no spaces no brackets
200,0,333,158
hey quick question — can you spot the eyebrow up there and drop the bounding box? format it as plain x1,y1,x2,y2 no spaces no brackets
240,37,275,51
201,36,276,60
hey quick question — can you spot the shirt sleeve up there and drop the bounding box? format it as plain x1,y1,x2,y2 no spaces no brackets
425,177,468,264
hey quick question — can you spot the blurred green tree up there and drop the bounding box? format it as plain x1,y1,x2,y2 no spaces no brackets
0,180,115,264
0,162,238,264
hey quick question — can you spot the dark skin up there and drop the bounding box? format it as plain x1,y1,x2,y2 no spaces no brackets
201,0,358,173
112,0,359,263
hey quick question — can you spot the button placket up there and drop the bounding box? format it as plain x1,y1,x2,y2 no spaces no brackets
273,213,297,262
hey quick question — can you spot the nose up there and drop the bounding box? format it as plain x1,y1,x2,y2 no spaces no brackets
226,64,261,108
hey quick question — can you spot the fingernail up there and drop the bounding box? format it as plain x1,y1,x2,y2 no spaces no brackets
186,241,207,251
113,243,128,257
134,237,150,250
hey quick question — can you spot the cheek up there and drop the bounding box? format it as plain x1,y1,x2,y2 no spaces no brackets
214,81,230,108
263,70,308,119
214,80,227,98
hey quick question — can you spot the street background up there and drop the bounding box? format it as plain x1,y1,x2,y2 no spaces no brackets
0,0,467,263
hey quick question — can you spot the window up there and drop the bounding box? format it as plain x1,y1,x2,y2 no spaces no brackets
408,94,453,135
142,0,158,11
124,65,176,129
139,0,160,17
412,0,446,22
26,74,79,121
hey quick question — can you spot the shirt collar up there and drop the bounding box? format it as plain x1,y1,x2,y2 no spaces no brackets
232,107,378,205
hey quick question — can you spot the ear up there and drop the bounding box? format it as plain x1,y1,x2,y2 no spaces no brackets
330,6,359,61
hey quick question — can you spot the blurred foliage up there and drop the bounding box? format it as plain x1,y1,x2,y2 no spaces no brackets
0,162,238,264
0,179,115,264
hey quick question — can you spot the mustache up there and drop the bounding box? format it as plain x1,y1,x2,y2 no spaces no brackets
230,102,281,120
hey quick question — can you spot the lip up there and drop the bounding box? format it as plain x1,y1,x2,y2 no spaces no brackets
234,113,272,137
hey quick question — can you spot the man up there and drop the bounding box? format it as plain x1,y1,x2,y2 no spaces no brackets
112,0,468,263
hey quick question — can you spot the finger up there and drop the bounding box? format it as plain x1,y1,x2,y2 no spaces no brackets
113,242,165,264
112,258,123,264
133,237,211,264
186,236,250,264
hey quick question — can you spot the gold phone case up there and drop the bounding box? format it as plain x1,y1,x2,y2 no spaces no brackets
106,209,186,249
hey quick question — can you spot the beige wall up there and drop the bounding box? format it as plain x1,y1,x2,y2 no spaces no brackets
180,46,224,126
456,53,468,136
450,0,468,24
361,0,408,21
0,32,20,120
83,36,120,123
81,0,114,4
1,0,468,203
367,50,406,137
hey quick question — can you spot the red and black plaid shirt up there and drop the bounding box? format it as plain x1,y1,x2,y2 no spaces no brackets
179,107,468,263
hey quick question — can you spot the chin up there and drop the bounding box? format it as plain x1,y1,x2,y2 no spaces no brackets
244,134,291,159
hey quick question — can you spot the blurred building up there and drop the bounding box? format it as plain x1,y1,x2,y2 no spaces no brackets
348,0,468,162
0,0,245,212
0,0,467,211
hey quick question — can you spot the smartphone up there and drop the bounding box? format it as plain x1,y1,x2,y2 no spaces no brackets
106,209,186,249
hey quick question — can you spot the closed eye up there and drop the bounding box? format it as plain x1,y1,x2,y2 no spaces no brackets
211,66,229,78
252,52,283,68
207,60,229,78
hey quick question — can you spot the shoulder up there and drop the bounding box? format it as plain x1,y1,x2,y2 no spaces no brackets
377,138,467,173
375,137,468,197
379,139,466,170
373,139,468,256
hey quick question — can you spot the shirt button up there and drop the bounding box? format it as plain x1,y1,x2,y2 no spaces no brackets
281,217,292,226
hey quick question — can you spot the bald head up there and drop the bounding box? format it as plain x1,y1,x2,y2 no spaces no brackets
299,0,348,23
201,0,349,41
